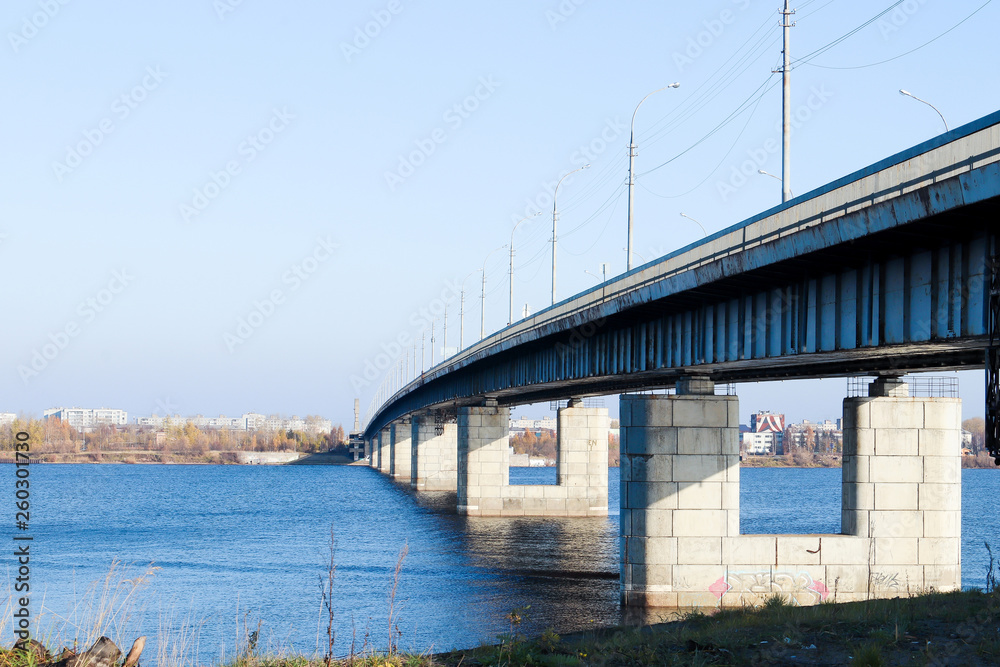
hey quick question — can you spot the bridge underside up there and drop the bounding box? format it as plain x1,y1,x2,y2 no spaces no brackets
373,191,995,425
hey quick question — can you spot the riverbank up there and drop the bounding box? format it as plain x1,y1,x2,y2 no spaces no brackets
0,450,306,465
9,589,996,666
429,589,1000,666
741,452,998,469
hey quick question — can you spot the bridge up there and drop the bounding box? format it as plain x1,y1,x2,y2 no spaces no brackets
361,109,1000,608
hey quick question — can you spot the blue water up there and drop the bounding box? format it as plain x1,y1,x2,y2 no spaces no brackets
15,465,1000,662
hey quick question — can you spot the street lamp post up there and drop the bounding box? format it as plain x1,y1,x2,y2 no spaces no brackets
758,169,792,198
899,89,949,132
628,83,680,271
552,164,590,305
584,263,608,283
679,212,707,235
459,269,478,351
481,244,507,340
509,212,541,325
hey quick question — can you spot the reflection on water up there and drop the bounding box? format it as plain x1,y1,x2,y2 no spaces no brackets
24,464,1000,660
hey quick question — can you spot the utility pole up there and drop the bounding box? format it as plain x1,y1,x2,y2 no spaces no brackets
627,84,678,271
431,320,436,366
552,165,590,305
443,305,448,356
779,0,795,203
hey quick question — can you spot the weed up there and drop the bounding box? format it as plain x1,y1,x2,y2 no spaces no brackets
386,542,409,655
319,525,336,667
987,541,998,594
853,641,887,666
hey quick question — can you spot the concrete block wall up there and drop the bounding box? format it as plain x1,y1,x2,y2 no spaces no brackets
619,381,962,609
410,414,458,491
556,405,610,516
620,392,740,607
390,419,412,482
456,404,610,517
841,379,962,596
457,406,510,515
378,427,390,473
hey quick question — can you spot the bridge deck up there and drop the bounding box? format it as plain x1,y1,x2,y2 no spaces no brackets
365,110,1000,437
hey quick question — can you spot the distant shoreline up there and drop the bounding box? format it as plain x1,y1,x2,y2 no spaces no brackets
1,454,995,469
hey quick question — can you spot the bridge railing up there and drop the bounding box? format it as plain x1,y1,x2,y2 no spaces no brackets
365,110,1000,434
846,376,959,398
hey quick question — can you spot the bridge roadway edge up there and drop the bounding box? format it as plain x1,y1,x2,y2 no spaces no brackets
364,111,1000,439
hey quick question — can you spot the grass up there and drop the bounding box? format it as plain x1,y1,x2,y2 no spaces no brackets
430,587,1000,666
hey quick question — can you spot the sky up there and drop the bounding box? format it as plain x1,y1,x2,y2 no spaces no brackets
3,0,998,428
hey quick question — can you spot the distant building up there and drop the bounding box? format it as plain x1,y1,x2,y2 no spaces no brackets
0,413,16,426
44,407,127,431
785,418,843,452
745,411,785,454
509,415,556,432
133,412,331,434
742,431,777,455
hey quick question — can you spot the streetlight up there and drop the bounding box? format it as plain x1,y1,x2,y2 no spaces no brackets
679,212,707,235
899,89,948,132
481,244,507,340
626,248,647,264
628,83,680,271
509,212,542,325
552,164,590,305
758,170,792,197
459,269,478,350
584,263,608,283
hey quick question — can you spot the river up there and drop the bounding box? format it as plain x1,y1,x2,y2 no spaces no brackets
19,464,1000,661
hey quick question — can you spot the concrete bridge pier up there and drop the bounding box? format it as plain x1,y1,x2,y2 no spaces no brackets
620,375,963,608
456,401,609,517
390,418,412,482
557,399,610,516
378,427,390,473
840,376,962,596
457,405,510,515
410,413,458,491
364,437,372,464
619,379,740,607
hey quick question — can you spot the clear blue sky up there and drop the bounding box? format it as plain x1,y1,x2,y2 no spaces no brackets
3,0,996,427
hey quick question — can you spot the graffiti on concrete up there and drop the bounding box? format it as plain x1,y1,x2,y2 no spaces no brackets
711,570,830,606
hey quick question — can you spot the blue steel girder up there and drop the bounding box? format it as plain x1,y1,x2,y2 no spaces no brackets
363,113,1000,439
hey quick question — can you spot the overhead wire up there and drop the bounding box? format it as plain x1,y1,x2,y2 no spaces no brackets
639,10,780,148
637,76,774,198
804,0,993,70
789,0,907,67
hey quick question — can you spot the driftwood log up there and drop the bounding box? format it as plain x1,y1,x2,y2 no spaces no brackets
12,636,145,667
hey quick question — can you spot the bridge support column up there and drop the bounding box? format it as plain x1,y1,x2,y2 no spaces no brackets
390,419,412,482
841,377,962,596
365,437,372,465
378,427,391,474
457,406,510,515
620,381,740,607
556,401,610,516
410,414,458,491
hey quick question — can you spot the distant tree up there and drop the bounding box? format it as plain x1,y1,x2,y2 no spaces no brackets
963,417,985,453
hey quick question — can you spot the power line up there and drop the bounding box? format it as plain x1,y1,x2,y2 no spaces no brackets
789,0,907,68
638,73,777,178
804,0,993,70
637,80,772,199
